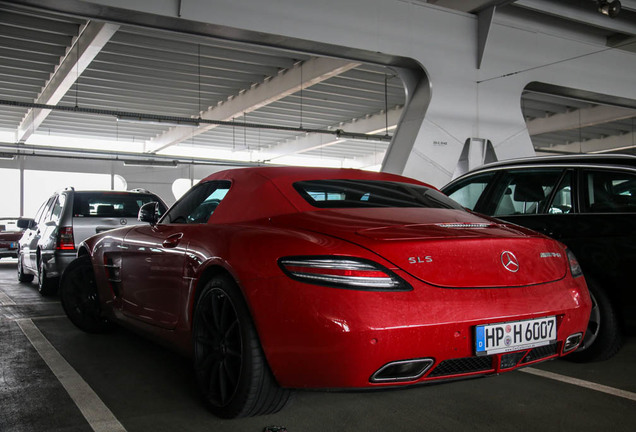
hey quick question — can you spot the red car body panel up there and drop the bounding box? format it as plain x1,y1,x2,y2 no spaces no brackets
79,167,591,389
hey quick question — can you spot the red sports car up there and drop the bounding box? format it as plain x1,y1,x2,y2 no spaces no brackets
60,167,591,418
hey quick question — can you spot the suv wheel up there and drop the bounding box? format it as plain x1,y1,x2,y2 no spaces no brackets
38,257,58,296
17,255,34,283
566,279,623,362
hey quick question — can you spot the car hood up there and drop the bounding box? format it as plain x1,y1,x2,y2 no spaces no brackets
271,208,568,288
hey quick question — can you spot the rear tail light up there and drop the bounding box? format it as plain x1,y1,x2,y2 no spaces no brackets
278,256,411,291
57,226,75,250
566,249,582,278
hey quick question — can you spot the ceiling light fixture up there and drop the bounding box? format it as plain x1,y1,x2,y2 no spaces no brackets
597,0,621,18
123,159,178,167
0,99,392,142
117,115,200,128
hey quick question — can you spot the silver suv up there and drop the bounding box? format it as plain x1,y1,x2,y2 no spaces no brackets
17,188,167,295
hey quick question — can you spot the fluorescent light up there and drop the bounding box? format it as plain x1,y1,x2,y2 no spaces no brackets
116,115,200,128
123,159,178,167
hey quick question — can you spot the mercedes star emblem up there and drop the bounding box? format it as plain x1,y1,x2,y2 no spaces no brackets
501,251,519,273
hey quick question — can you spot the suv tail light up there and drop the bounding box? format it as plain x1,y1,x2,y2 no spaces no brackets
566,249,582,278
57,226,75,250
279,256,411,291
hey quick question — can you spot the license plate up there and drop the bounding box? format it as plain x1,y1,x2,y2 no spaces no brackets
475,316,556,356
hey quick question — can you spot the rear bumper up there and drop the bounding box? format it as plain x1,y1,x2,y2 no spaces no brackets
245,273,591,389
41,249,77,278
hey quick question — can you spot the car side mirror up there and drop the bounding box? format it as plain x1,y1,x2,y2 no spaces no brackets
17,218,36,229
138,202,159,225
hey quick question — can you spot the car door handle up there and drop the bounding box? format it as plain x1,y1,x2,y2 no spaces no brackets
162,233,183,248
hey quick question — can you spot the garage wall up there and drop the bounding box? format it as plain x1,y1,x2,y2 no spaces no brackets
1,155,235,215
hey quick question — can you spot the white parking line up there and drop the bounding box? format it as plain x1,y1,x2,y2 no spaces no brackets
521,367,636,402
16,319,127,432
0,291,16,305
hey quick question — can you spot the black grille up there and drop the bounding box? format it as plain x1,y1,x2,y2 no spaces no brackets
521,343,558,363
500,351,526,369
428,356,493,378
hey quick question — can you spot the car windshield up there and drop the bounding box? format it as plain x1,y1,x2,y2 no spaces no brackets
72,192,166,218
294,180,463,210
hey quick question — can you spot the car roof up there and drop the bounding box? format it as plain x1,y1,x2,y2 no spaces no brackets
202,166,429,185
68,190,160,194
472,154,636,171
446,154,636,185
196,166,433,224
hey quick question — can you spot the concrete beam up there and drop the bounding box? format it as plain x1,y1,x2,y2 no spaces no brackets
514,0,636,36
144,57,361,153
527,105,636,135
16,21,120,143
477,6,496,69
536,131,635,154
262,107,401,159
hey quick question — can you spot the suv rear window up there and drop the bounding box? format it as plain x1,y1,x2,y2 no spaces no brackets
72,192,166,218
294,180,463,210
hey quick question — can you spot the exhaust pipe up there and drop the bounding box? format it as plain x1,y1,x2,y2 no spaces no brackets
370,358,434,383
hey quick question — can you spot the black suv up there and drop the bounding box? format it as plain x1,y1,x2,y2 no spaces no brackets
442,154,636,361
18,188,167,295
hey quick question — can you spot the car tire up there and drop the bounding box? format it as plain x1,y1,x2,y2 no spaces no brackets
60,256,111,333
37,257,58,296
17,255,34,283
566,279,623,362
193,275,290,418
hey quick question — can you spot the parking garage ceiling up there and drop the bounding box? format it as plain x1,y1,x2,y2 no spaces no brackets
0,0,635,168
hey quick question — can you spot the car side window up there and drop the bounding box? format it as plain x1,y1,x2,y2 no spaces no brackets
444,172,497,210
32,200,49,224
37,196,56,224
546,171,573,214
50,194,66,223
583,169,636,213
162,181,231,224
492,169,565,216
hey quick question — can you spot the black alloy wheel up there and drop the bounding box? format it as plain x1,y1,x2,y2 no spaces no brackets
193,275,290,418
60,256,111,333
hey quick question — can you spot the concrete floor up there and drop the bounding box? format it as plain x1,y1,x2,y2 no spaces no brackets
1,258,635,432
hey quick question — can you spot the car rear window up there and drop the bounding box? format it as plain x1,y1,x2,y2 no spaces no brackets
294,180,463,210
72,192,166,218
